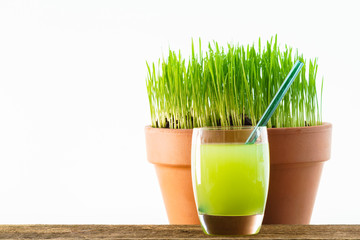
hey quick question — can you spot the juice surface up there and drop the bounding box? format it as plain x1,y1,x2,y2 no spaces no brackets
194,143,269,216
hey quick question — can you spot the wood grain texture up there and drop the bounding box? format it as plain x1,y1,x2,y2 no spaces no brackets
0,225,359,239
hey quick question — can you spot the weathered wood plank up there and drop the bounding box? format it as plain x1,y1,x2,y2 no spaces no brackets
0,225,359,239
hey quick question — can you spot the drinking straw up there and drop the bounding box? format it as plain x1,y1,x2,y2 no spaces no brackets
245,60,304,144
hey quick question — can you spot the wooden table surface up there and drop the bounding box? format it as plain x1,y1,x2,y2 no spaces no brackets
0,225,359,239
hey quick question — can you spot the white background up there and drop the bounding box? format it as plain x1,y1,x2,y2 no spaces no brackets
0,0,359,224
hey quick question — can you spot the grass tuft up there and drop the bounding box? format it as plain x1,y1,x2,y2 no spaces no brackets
146,36,323,129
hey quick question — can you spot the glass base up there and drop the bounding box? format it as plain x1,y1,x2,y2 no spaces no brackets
199,214,263,236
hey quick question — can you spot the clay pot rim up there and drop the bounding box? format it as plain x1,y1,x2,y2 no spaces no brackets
145,125,193,135
145,122,331,134
267,122,331,135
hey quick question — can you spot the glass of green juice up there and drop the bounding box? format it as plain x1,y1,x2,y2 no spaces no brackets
191,127,269,236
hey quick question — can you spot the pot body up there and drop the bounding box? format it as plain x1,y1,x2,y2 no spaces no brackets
264,122,332,224
145,123,332,224
145,126,199,224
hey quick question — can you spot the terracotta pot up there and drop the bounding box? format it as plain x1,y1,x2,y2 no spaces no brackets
263,122,332,224
145,123,332,225
145,126,199,224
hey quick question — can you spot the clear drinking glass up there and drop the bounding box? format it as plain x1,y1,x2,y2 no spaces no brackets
191,127,269,236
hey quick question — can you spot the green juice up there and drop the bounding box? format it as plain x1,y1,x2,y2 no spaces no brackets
194,143,269,216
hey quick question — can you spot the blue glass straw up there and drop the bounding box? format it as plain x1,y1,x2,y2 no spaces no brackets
245,60,304,144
